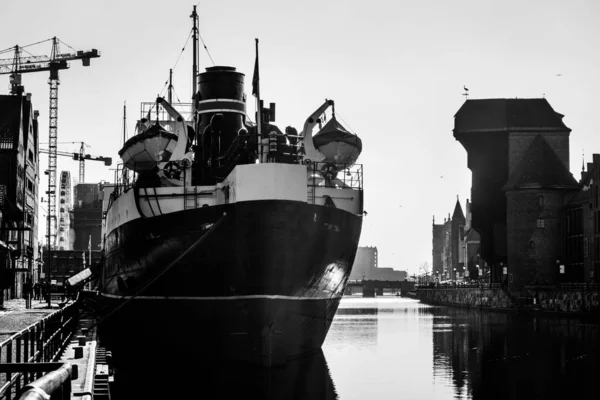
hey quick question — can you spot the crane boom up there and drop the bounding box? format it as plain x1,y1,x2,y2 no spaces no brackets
0,37,100,281
39,147,112,184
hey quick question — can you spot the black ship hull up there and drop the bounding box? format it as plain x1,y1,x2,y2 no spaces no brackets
98,199,362,365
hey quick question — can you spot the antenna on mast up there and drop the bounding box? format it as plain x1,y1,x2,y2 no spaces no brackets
168,68,173,104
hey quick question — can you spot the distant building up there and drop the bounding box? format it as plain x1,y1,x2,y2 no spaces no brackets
350,246,407,281
0,93,41,303
565,154,600,282
42,249,102,289
72,183,103,251
432,199,466,281
463,199,482,280
57,171,73,250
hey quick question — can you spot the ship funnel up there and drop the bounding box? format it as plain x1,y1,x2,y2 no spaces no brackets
197,66,246,162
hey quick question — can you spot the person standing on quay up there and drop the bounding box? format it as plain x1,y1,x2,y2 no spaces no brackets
23,278,32,309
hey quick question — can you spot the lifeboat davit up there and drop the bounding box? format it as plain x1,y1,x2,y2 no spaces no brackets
118,122,179,173
312,116,362,170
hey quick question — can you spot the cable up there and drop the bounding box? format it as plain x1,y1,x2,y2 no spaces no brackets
199,32,215,66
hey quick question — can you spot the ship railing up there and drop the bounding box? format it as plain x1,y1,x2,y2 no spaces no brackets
0,302,79,400
307,162,363,190
139,101,193,122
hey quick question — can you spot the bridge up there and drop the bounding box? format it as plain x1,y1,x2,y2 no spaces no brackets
345,279,415,297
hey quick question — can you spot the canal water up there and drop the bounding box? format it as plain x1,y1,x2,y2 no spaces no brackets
111,297,600,399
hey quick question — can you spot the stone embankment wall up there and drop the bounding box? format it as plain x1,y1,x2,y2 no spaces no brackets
416,287,600,315
535,290,600,313
416,288,513,309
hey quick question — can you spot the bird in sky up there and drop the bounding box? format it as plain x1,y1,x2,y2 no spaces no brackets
556,73,563,76
440,175,444,178
464,86,469,91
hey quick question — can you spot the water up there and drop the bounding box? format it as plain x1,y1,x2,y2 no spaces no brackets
326,297,599,400
111,297,600,399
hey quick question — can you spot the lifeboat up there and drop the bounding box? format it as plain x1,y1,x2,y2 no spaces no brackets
312,116,362,171
118,122,179,172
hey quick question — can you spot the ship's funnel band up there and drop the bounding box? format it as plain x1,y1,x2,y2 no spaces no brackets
197,98,246,115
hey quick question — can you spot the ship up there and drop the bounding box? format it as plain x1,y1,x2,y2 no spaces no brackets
94,6,364,367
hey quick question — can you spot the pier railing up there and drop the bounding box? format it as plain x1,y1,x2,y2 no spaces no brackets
0,302,79,400
416,282,502,290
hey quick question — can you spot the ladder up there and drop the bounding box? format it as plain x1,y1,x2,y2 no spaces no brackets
183,186,197,210
93,346,112,399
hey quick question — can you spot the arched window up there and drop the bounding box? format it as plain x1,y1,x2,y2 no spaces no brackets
538,195,544,208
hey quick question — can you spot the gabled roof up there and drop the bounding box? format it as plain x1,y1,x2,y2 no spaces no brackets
454,98,570,134
452,199,465,221
503,134,579,191
465,228,481,241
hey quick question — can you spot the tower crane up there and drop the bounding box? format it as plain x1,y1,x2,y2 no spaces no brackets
0,37,100,251
39,142,113,184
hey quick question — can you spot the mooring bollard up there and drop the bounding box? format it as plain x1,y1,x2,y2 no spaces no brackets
74,347,83,359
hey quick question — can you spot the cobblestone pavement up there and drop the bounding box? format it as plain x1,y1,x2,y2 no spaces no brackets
0,299,59,342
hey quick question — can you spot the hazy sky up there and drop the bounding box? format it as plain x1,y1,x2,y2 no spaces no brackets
2,0,599,275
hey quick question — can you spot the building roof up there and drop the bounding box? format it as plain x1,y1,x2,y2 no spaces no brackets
503,134,579,191
454,98,570,134
452,199,465,221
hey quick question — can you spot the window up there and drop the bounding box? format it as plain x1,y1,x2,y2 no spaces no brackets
28,149,34,162
538,195,544,208
537,219,545,228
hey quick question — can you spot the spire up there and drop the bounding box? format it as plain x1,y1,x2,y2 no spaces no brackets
452,198,465,221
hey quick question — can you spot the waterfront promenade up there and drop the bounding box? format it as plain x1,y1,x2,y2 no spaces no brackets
0,299,60,343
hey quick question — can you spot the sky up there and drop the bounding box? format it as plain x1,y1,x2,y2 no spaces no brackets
1,0,599,276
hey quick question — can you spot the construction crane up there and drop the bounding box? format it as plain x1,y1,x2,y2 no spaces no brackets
0,37,100,251
39,142,113,184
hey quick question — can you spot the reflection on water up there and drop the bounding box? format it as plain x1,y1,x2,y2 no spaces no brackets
111,348,338,399
109,298,599,399
324,297,600,400
428,306,600,399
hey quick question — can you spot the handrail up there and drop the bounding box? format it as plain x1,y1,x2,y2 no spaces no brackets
0,302,79,400
17,363,73,400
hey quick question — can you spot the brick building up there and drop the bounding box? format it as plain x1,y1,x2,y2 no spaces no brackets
0,93,41,304
463,199,482,280
566,154,600,282
452,98,595,290
432,199,466,281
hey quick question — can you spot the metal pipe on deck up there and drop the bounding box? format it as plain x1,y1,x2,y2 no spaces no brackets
15,363,73,400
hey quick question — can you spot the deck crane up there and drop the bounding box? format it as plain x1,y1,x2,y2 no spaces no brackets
0,37,100,251
39,142,113,184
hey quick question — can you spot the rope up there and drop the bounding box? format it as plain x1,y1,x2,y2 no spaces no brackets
84,212,227,330
199,32,215,66
336,112,357,135
158,30,192,98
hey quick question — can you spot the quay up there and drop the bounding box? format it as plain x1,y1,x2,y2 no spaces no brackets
415,282,600,318
0,294,112,400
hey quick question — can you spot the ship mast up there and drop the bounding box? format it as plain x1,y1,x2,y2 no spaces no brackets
191,5,198,146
